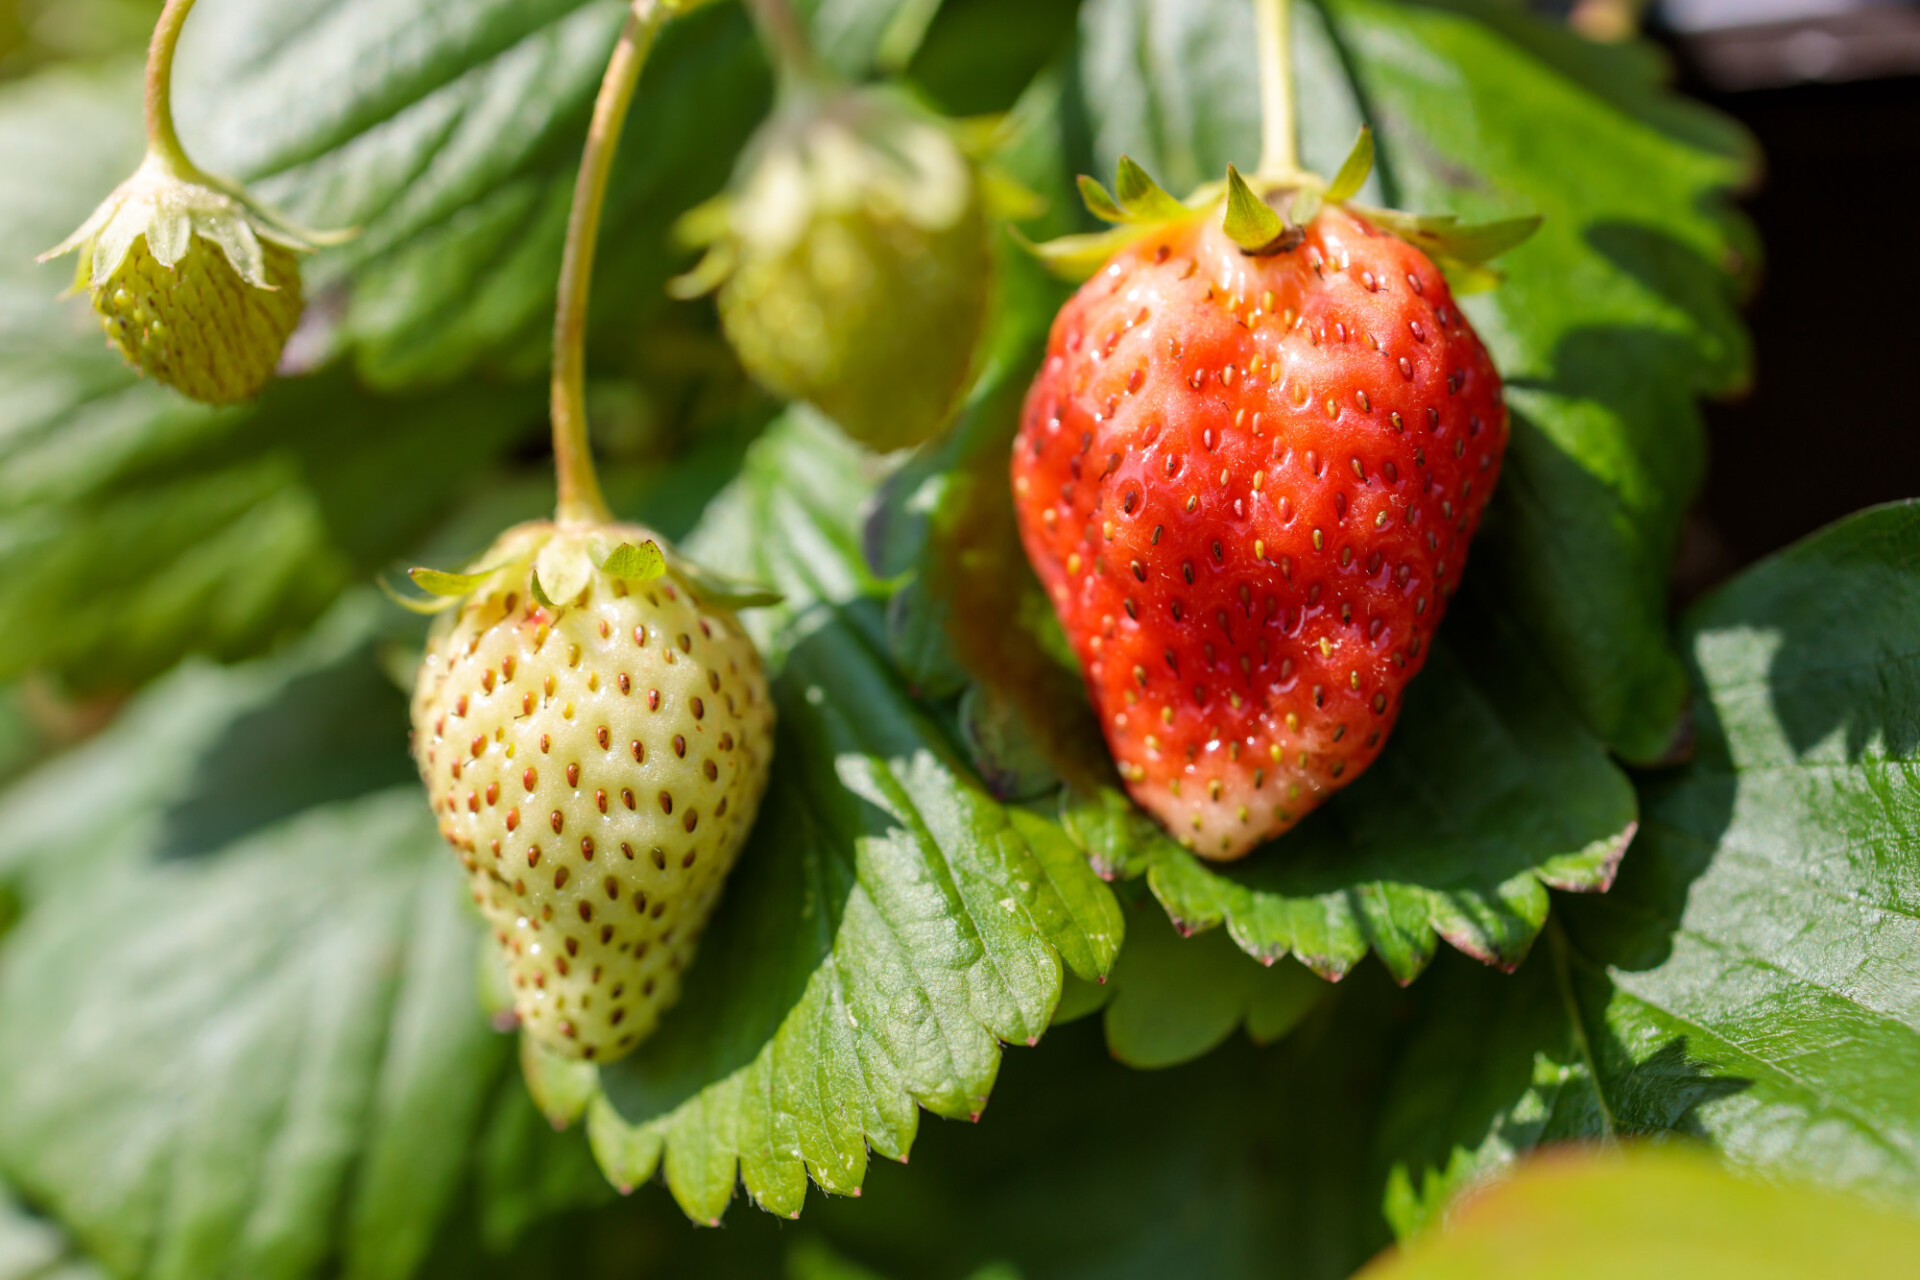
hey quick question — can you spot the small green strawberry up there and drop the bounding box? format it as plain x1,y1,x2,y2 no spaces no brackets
42,152,337,406
674,84,992,452
408,523,774,1061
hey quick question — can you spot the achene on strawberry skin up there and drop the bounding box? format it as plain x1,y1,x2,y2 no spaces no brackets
1012,157,1519,861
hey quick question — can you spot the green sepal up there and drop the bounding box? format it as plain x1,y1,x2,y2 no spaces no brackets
1323,127,1374,203
376,575,463,616
1010,223,1157,281
1113,156,1188,221
599,540,668,582
1222,164,1288,252
1361,208,1542,265
528,570,555,609
671,191,730,249
1289,188,1324,231
669,555,784,611
1358,207,1540,293
666,244,734,300
1077,158,1187,226
1076,175,1131,225
406,564,505,597
519,1033,599,1130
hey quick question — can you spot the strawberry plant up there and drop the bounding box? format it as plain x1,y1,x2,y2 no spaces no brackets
0,0,1913,1276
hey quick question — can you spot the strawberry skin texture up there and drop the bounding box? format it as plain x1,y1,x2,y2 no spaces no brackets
1011,206,1507,860
411,522,774,1060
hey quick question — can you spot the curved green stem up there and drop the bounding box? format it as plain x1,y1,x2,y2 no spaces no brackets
1253,0,1299,179
551,0,668,527
144,0,200,175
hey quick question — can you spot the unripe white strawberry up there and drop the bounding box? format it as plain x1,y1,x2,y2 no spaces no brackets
409,521,774,1061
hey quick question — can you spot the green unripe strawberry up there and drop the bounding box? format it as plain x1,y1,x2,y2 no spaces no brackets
677,85,991,452
409,522,775,1062
89,234,303,406
43,154,334,406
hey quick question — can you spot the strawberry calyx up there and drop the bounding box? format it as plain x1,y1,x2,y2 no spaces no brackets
1025,127,1540,294
40,149,349,297
385,524,779,617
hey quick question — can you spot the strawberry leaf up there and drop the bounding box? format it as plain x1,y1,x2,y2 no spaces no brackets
0,601,610,1279
172,0,770,388
0,68,542,692
1093,896,1327,1070
576,412,1125,1222
1376,503,1920,1227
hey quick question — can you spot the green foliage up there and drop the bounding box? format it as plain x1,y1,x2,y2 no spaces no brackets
1377,503,1920,1228
1,0,1907,1275
172,0,769,388
588,412,1124,1221
0,601,609,1280
1091,897,1326,1069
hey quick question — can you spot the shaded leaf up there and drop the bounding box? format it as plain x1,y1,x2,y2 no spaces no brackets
1100,898,1325,1069
1375,504,1920,1227
173,0,768,387
0,600,595,1280
0,66,541,691
579,413,1124,1221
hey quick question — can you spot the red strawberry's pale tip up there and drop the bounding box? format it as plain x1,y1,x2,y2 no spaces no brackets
1011,203,1508,860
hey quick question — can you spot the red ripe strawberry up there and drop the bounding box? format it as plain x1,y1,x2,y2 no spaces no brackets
1012,166,1514,860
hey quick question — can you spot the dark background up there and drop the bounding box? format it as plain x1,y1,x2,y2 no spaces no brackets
1660,50,1920,597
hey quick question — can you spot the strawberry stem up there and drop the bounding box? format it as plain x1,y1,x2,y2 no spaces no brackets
1253,0,1300,180
551,0,668,527
144,0,202,178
